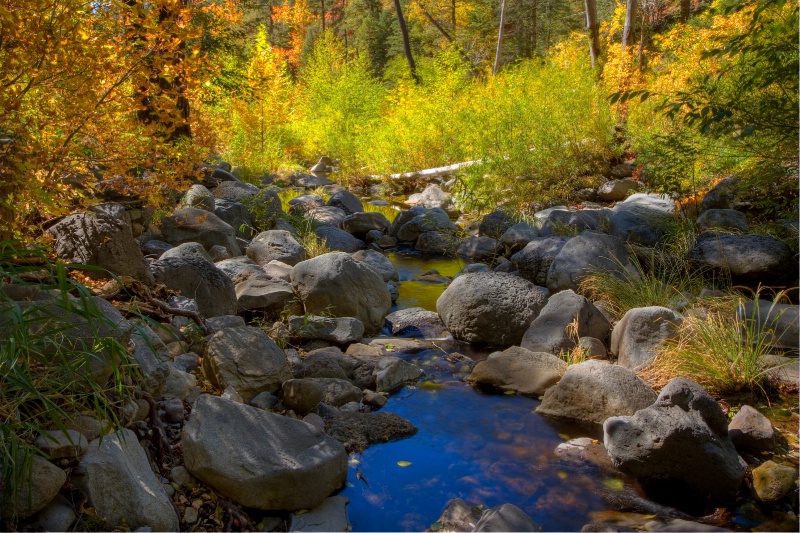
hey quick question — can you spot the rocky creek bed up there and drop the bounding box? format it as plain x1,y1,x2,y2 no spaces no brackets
1,162,798,532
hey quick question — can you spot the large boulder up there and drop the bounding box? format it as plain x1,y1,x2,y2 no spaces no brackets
385,307,448,339
2,455,66,519
373,356,424,393
696,209,748,233
179,184,215,212
409,184,455,212
603,378,746,506
500,222,539,252
203,326,292,400
150,256,237,317
214,180,260,202
521,290,610,355
350,249,398,282
49,203,152,282
248,230,307,267
689,233,794,286
510,237,571,286
539,209,609,237
457,236,502,262
307,206,348,226
74,429,179,531
739,301,798,352
182,395,348,510
288,316,365,344
160,207,241,257
473,503,542,532
478,210,516,239
159,241,212,262
327,190,363,215
235,273,295,314
436,272,547,347
609,193,676,247
546,231,638,293
415,231,459,255
598,179,640,201
536,360,657,425
339,212,391,238
467,346,566,396
611,306,683,371
395,208,458,243
291,253,391,335
214,199,255,239
699,177,738,213
315,225,364,253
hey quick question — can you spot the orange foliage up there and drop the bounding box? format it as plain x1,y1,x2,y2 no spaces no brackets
273,0,315,71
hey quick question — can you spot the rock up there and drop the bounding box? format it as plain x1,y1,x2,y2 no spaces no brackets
248,230,307,267
325,411,417,453
521,290,610,355
307,206,348,226
49,203,152,282
467,346,566,396
339,212,391,237
162,397,185,423
642,518,732,532
728,405,775,451
603,377,745,506
1,455,66,519
762,354,800,390
291,253,391,335
282,379,325,415
292,347,356,381
436,498,483,532
696,209,748,233
289,194,325,214
179,184,216,212
235,272,295,314
458,263,489,276
689,233,794,286
159,241,212,262
611,307,683,371
310,156,335,174
413,184,455,211
288,315,365,344
214,180,260,202
546,231,637,293
74,429,179,530
473,503,542,532
206,167,240,186
610,163,636,179
250,391,279,409
214,199,255,239
309,378,363,407
699,177,739,213
33,495,76,532
478,210,516,239
457,236,502,262
608,210,664,247
289,495,350,532
752,460,798,503
500,222,539,252
539,209,609,237
362,390,387,408
396,208,458,243
315,224,364,253
215,256,262,282
385,307,449,339
303,412,326,431
609,193,675,246
293,174,334,188
373,356,424,393
598,179,640,201
141,239,173,258
510,237,571,286
150,256,237,317
415,230,459,255
203,326,292,400
327,191,363,215
739,299,799,351
35,429,88,460
65,416,108,441
581,523,636,532
536,360,657,425
436,272,547,346
209,244,231,261
182,395,347,510
579,337,608,359
350,249,398,282
160,207,241,257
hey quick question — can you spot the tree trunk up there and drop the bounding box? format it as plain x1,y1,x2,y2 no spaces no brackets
492,0,507,76
530,0,537,57
393,0,419,83
622,0,637,52
680,0,691,23
451,0,456,32
585,0,599,68
638,10,646,71
321,0,326,31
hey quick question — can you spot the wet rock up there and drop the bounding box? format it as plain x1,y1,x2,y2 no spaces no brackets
282,379,325,415
1,455,66,519
696,209,748,233
598,179,640,201
179,184,216,212
536,360,657,425
467,346,566,396
547,231,638,294
315,224,364,253
437,272,547,346
203,326,292,400
436,498,483,532
325,411,417,453
351,249,399,282
604,377,745,506
291,253,391,335
74,429,179,531
160,207,241,257
339,212,391,238
288,315,365,344
689,233,794,286
521,290,610,355
49,203,153,282
35,429,88,460
150,256,237,317
511,237,571,287
385,307,449,339
183,395,347,511
248,230,307,266
328,191,363,215
473,503,542,532
611,307,683,371
752,460,798,503
373,356,424,393
728,405,775,451
554,437,616,472
289,495,350,532
362,390,387,408
309,378,363,407
457,236,502,262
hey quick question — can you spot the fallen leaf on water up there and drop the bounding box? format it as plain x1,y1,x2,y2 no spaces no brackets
396,460,413,467
558,433,571,440
557,471,568,480
295,509,309,515
602,478,625,491
345,481,355,488
349,458,360,465
504,390,516,395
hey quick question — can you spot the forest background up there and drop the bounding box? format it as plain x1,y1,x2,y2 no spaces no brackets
1,0,797,240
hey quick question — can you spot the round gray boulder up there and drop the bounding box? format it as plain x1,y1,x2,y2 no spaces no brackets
467,346,567,397
611,306,683,371
546,231,638,293
150,256,237,317
248,230,307,266
521,290,610,355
